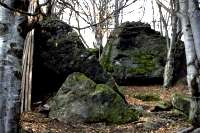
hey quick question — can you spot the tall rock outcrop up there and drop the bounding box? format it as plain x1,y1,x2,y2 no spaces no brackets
100,22,185,85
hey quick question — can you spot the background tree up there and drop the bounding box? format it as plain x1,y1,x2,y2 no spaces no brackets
55,0,113,54
54,0,138,57
114,0,126,27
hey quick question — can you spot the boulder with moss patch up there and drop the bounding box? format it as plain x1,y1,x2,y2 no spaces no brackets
33,18,116,102
49,72,140,124
100,21,185,85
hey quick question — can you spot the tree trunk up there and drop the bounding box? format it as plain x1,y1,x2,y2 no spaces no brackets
188,0,200,126
151,0,156,30
157,4,170,49
178,0,200,126
188,0,200,63
163,0,178,88
163,15,178,88
95,32,103,59
114,0,119,27
0,0,24,132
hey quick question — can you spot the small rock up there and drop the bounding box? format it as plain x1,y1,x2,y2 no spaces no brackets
192,128,200,133
151,101,172,112
171,93,190,115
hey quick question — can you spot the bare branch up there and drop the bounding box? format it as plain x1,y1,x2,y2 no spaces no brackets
63,0,138,30
154,0,172,13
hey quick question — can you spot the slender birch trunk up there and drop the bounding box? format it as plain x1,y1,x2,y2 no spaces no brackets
114,0,119,27
163,15,178,88
163,0,178,88
157,4,170,49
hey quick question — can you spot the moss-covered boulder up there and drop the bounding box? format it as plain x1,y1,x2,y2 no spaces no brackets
49,72,140,124
100,22,185,85
33,19,115,101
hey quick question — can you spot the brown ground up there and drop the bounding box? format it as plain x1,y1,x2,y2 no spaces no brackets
20,84,192,133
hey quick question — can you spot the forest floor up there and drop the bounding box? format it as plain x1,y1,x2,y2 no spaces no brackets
20,84,192,133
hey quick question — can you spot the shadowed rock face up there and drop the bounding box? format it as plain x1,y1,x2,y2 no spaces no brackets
0,0,24,132
100,22,185,85
32,19,114,102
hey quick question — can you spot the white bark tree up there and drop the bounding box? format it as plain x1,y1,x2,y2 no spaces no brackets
187,0,200,127
155,0,200,126
155,0,176,88
178,0,200,127
0,0,25,132
163,0,178,88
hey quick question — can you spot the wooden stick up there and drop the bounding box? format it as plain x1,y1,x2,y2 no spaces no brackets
21,29,34,112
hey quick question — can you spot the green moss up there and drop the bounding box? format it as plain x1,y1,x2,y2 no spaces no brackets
107,106,140,124
87,48,98,55
62,72,96,92
67,72,94,82
92,84,113,95
127,52,156,74
107,86,140,124
90,84,140,124
132,93,160,101
106,92,140,124
128,67,147,74
77,74,90,80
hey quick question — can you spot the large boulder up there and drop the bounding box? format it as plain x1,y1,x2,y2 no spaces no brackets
33,19,115,101
100,22,185,85
49,72,140,124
